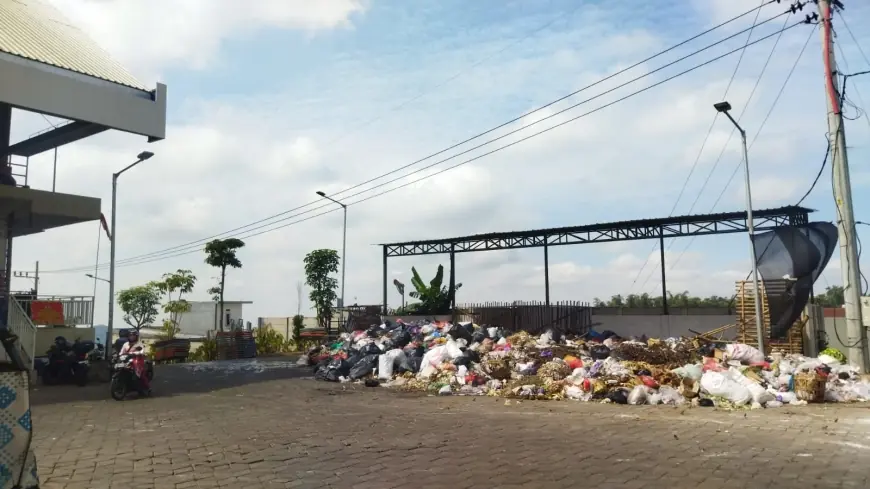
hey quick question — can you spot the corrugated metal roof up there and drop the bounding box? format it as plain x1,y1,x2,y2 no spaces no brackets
0,0,148,91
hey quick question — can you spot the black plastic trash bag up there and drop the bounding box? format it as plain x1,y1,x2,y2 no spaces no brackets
406,356,423,373
465,350,481,364
390,328,412,348
366,326,381,338
328,358,351,376
448,323,474,342
471,331,488,344
313,358,331,373
606,388,629,404
349,354,380,380
315,367,341,382
405,345,425,358
453,355,472,367
361,343,382,356
345,352,364,368
590,345,611,361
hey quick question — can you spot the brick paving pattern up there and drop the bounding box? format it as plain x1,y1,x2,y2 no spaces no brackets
28,361,870,488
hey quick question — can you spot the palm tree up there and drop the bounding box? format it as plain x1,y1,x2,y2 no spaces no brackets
204,238,245,331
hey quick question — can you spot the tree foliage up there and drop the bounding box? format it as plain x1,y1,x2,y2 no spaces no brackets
204,238,245,331
592,291,733,309
253,327,293,356
154,269,196,340
117,284,161,331
815,285,844,307
304,249,340,334
292,314,305,346
405,264,462,315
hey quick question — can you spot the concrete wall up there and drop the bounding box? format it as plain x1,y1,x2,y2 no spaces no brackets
259,316,319,339
180,302,248,337
591,315,735,339
35,326,95,356
384,313,736,339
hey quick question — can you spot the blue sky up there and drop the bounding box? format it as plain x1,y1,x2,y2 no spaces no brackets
10,0,870,323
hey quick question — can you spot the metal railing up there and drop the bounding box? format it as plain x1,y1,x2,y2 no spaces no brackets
8,297,36,367
12,295,94,326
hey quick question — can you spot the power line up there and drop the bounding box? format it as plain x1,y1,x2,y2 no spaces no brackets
637,13,800,291
839,15,869,66
629,0,768,291
49,1,782,271
665,23,816,274
834,27,870,132
46,20,809,274
323,2,583,148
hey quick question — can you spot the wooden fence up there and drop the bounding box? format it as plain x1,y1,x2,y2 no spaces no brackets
456,301,592,335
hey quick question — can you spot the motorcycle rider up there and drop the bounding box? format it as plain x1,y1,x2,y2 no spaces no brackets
119,330,150,391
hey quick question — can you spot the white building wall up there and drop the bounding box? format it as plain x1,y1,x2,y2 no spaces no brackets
178,302,248,337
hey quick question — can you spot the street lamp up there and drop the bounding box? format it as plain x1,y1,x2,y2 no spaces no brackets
107,151,154,348
316,191,347,320
714,101,765,354
85,273,110,284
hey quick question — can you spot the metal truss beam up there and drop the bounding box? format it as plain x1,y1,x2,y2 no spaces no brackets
382,206,812,257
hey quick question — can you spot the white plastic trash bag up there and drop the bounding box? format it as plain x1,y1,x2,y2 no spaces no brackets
728,367,774,405
446,338,465,359
671,364,703,381
724,344,765,364
418,345,448,379
700,371,752,406
378,349,408,380
628,385,648,405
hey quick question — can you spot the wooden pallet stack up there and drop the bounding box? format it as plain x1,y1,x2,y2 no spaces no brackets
735,279,804,355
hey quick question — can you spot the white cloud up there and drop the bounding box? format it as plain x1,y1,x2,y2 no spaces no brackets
9,0,864,328
46,0,367,82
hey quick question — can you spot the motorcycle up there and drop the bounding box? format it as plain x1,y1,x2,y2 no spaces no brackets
110,348,152,400
41,338,89,386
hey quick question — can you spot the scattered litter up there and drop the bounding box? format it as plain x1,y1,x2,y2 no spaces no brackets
303,322,870,408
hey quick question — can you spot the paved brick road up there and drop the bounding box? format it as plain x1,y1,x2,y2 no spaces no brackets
29,360,870,488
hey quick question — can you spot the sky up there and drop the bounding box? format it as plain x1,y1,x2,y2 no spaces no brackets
6,0,870,328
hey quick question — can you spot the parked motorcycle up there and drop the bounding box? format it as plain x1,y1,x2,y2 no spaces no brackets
110,348,152,400
41,337,89,386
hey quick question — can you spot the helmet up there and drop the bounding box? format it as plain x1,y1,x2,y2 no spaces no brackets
128,330,139,342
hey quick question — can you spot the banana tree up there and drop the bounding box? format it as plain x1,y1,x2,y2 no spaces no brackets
407,265,461,315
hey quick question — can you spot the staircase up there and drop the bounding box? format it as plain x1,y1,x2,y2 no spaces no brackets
3,297,36,373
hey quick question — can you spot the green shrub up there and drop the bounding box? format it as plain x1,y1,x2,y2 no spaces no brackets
292,315,305,347
189,338,217,362
254,327,288,356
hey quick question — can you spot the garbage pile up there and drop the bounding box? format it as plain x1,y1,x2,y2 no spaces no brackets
304,320,870,407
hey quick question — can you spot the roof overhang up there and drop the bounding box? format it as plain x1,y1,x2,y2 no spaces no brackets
0,52,166,156
0,185,100,237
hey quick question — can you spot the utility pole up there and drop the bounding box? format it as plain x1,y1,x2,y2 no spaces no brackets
12,261,39,295
818,0,868,371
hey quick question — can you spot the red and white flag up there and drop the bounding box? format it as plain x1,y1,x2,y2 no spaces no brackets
99,213,112,241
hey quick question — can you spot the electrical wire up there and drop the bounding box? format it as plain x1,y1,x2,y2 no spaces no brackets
666,23,816,274
637,12,799,291
629,0,768,292
44,1,783,273
834,38,870,131
323,2,584,148
45,20,809,274
839,15,870,67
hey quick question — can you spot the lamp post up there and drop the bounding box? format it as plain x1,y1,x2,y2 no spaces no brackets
107,151,154,348
315,191,347,325
714,101,764,354
85,273,110,284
